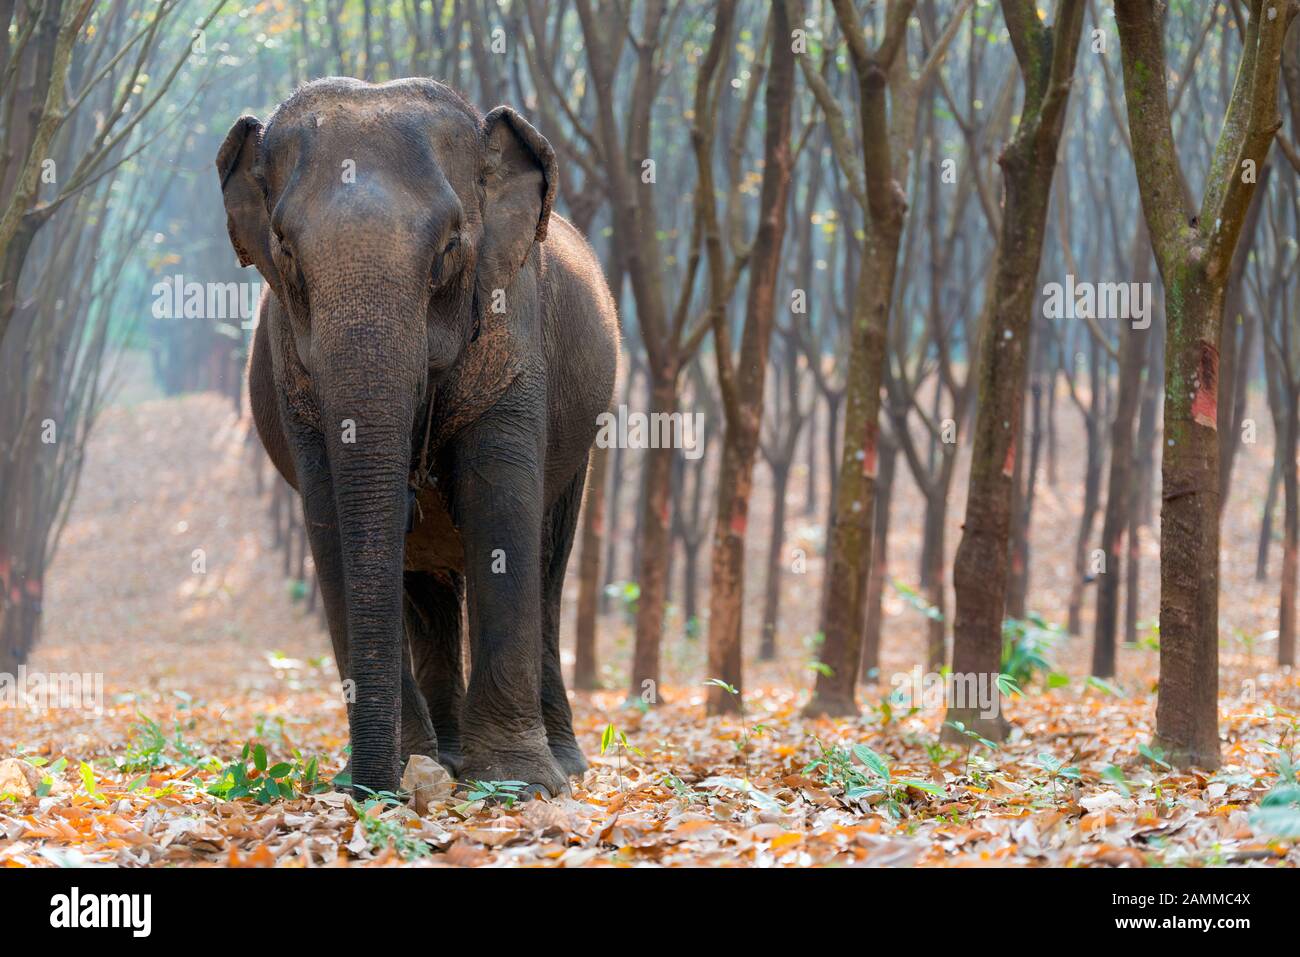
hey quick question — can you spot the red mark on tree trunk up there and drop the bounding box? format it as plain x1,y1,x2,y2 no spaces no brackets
862,420,878,478
730,507,747,537
1001,434,1016,478
1191,341,1219,430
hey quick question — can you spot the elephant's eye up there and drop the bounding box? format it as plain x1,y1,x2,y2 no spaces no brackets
430,235,462,292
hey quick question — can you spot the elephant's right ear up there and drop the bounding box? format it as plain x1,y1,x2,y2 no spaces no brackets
216,116,279,292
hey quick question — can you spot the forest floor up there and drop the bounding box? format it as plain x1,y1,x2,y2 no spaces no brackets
2,386,1298,867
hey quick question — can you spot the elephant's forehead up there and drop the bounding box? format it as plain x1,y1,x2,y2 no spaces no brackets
267,99,478,189
271,86,478,143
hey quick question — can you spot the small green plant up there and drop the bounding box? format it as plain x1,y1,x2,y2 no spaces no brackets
457,779,529,810
1230,627,1277,664
660,772,702,806
996,672,1022,698
604,580,641,624
1102,764,1133,797
600,722,644,790
117,714,168,772
1000,613,1065,687
1249,735,1300,839
78,761,104,800
705,678,763,776
353,792,431,860
945,720,1000,781
252,714,286,745
803,739,942,820
21,755,68,797
921,737,958,765
892,578,944,621
1138,742,1171,771
1034,752,1081,803
204,743,328,803
1084,675,1121,696
116,712,205,773
872,696,899,726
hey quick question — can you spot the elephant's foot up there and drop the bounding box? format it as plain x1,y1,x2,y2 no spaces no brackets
437,747,464,777
548,739,589,779
330,758,399,797
402,737,440,765
460,728,568,799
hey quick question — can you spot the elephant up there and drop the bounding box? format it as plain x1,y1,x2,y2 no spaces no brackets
216,77,618,798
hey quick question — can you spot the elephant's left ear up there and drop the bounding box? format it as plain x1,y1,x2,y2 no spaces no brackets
216,115,284,302
478,106,558,287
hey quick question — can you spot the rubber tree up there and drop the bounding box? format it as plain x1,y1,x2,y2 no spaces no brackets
944,0,1085,742
696,0,797,715
1113,0,1298,767
803,0,973,718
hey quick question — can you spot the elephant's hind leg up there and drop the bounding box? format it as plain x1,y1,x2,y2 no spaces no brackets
404,570,467,775
541,463,589,778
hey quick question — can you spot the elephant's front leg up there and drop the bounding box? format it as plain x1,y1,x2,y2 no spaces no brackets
450,412,567,798
283,412,441,785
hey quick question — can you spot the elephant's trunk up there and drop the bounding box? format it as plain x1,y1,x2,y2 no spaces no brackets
316,306,427,795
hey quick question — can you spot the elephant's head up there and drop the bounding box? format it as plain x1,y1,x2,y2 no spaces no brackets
215,78,557,792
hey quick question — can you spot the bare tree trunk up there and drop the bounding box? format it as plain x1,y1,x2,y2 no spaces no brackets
919,487,949,671
705,0,794,713
805,393,818,517
601,366,635,611
1092,228,1151,673
1217,165,1270,516
760,462,791,662
1114,0,1293,768
573,444,609,690
1066,342,1105,636
629,375,676,701
1092,306,1146,677
947,0,1085,743
1006,374,1043,620
1257,453,1281,582
1279,390,1298,667
861,439,897,679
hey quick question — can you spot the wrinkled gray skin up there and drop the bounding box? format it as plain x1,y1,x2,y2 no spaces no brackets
217,77,618,797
